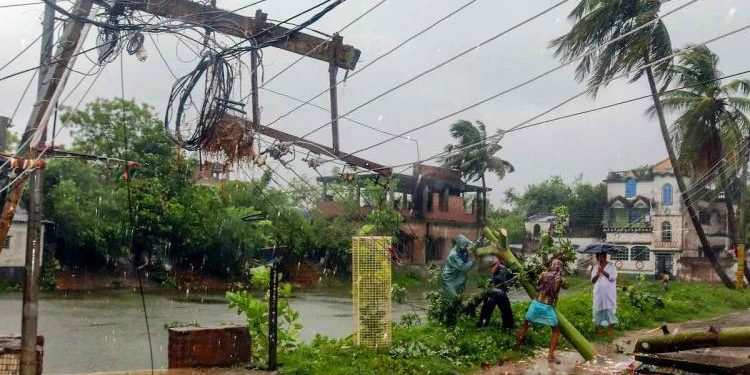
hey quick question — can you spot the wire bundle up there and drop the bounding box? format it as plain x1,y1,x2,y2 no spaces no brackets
165,53,234,151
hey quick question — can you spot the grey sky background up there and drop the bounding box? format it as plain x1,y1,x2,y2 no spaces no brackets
0,0,747,206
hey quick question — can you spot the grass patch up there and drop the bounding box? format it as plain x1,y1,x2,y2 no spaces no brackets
0,281,20,293
280,280,750,374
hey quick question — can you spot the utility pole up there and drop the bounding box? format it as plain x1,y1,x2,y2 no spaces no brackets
20,0,55,371
250,10,266,129
0,116,9,153
21,1,55,371
328,34,343,154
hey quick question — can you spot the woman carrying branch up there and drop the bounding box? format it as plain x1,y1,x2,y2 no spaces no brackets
514,258,567,363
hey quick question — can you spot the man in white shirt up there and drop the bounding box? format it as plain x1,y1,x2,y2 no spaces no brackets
591,252,618,341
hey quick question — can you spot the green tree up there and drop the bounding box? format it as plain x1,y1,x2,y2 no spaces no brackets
441,120,514,222
551,0,734,287
654,45,750,281
504,176,572,216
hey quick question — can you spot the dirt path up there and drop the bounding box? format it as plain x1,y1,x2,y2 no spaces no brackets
478,308,750,374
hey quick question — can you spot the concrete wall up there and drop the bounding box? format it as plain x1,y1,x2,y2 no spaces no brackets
168,326,249,369
0,222,44,283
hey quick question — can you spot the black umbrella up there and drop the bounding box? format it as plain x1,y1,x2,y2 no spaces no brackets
578,243,619,254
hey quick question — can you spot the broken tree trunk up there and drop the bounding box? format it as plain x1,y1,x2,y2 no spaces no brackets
480,227,597,361
634,327,750,354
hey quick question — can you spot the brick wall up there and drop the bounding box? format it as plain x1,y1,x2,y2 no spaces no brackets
0,336,43,374
168,326,249,369
425,193,477,224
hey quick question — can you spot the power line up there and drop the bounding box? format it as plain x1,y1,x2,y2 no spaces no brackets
262,0,481,128
0,2,42,9
242,0,390,96
343,22,747,174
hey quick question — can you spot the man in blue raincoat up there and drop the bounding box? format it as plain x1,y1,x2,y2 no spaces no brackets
441,234,478,297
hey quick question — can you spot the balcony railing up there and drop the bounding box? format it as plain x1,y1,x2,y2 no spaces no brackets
652,241,679,249
603,226,653,233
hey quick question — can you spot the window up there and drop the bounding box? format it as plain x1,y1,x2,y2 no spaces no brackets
661,221,672,242
699,210,711,225
614,208,628,226
463,192,475,214
662,184,673,206
631,246,650,261
625,178,637,198
439,188,449,212
3,235,10,249
612,246,629,261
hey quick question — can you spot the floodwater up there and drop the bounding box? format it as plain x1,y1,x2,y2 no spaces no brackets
0,287,425,374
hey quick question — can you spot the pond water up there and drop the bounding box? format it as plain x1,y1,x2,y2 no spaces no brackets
0,288,426,374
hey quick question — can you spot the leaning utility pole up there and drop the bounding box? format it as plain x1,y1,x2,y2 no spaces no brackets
16,1,93,373
19,1,55,372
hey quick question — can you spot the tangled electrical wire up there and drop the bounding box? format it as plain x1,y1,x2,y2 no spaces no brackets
97,14,123,64
163,0,346,162
165,53,236,150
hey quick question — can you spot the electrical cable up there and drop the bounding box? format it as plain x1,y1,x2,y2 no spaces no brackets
119,52,155,375
240,0,389,97
377,67,750,180
0,2,42,9
163,0,348,154
266,0,555,132
337,20,746,173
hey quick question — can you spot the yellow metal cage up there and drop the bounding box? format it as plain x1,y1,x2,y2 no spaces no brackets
352,236,392,348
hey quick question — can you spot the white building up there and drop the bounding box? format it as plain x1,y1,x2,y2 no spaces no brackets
0,204,45,283
603,159,733,281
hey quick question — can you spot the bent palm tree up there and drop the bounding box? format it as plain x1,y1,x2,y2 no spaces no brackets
654,45,750,281
551,0,735,287
441,120,514,223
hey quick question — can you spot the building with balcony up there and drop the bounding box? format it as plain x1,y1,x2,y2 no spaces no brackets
603,158,733,281
317,164,484,264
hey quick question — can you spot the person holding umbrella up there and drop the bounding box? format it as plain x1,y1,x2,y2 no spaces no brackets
585,244,619,341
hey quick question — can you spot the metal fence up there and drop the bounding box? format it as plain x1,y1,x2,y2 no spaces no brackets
352,236,392,348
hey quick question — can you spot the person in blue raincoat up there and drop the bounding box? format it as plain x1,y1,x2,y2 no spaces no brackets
441,234,478,297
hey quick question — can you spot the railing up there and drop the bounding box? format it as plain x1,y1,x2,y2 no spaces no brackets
603,226,653,233
652,241,679,249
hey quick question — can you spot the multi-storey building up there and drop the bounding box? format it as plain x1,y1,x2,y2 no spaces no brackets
603,159,734,281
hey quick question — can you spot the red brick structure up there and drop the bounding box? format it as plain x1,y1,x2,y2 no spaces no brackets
318,164,485,264
0,336,43,374
168,326,249,368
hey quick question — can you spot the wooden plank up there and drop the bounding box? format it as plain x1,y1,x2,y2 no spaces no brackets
100,0,361,69
221,115,391,176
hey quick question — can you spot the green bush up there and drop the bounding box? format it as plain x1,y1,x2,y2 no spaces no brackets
227,265,302,365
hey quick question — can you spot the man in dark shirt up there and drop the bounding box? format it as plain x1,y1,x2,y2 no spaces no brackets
477,259,515,330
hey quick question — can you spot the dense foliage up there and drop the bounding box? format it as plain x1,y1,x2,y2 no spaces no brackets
492,176,607,242
43,98,358,279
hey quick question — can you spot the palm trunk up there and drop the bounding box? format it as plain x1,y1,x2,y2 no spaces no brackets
481,174,487,225
644,60,735,288
716,140,738,247
741,141,750,283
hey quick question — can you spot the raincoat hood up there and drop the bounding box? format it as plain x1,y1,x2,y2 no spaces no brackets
455,234,472,250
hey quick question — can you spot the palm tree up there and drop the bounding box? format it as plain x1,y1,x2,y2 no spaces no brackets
551,0,735,287
441,120,514,223
654,45,750,281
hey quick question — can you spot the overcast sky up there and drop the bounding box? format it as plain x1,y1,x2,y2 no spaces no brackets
0,0,747,205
